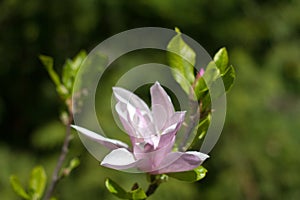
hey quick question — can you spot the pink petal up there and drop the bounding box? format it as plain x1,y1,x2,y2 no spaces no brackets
161,111,186,135
133,137,175,170
151,151,209,174
150,82,174,119
156,111,186,149
71,125,129,150
113,87,150,114
152,104,168,131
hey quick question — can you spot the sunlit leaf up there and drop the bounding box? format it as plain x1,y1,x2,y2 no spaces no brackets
167,28,195,93
222,65,236,92
203,61,221,86
62,50,86,91
28,166,47,200
130,188,147,200
167,166,207,182
213,47,228,74
105,178,130,199
9,175,30,199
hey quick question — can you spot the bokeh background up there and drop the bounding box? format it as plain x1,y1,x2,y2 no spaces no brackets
1,0,300,199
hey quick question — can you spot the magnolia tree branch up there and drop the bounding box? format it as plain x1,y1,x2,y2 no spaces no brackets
43,110,73,200
144,175,167,199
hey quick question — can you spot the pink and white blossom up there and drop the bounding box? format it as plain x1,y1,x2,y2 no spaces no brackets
72,82,208,174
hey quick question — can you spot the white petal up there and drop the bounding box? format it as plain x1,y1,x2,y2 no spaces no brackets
71,125,129,150
101,148,137,169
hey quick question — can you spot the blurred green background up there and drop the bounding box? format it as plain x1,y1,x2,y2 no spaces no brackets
1,0,300,199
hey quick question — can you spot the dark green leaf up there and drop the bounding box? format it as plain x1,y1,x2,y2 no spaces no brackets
222,65,236,92
28,166,47,200
213,47,228,74
105,178,130,199
9,175,30,199
167,166,207,182
167,28,196,93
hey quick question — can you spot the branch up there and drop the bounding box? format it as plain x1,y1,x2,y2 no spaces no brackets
144,175,166,198
43,111,73,200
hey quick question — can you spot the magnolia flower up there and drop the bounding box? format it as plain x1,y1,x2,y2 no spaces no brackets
72,82,208,174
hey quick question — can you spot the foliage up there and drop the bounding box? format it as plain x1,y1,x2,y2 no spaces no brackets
10,166,47,200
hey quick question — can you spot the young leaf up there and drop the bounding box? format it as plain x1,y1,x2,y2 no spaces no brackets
222,65,236,92
197,114,211,140
130,188,147,200
105,178,130,199
39,55,61,88
167,28,196,93
9,175,30,200
62,50,86,91
203,61,221,86
167,166,207,182
60,157,80,178
28,166,47,200
39,55,68,99
213,47,229,74
194,77,208,100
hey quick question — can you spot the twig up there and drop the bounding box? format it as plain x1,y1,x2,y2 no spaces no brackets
145,175,163,198
43,111,73,200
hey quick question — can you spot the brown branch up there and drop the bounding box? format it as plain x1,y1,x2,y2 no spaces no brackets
145,175,163,198
43,111,73,200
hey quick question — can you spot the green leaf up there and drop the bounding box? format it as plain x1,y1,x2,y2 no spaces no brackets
105,178,130,199
39,55,61,88
167,166,207,182
28,166,47,200
60,157,80,178
10,175,30,199
167,28,196,93
203,61,221,86
194,77,208,100
39,55,68,98
222,65,236,92
189,113,211,148
69,157,80,170
130,188,147,200
62,50,86,91
197,113,211,140
213,47,229,74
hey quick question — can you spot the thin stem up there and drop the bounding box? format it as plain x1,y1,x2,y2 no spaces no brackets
43,111,73,200
144,175,166,199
